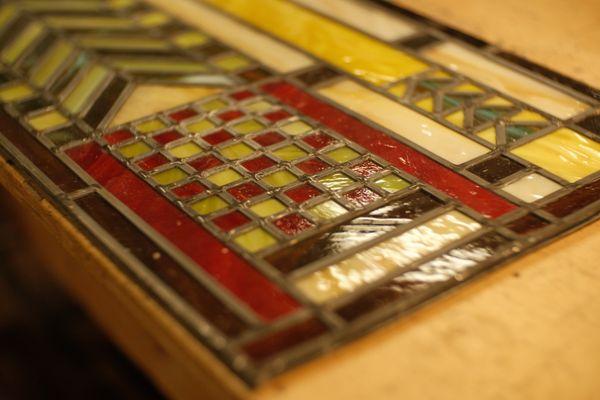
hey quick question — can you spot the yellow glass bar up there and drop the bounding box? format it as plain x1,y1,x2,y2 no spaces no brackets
20,1,107,11
76,35,169,51
111,57,208,74
0,5,17,29
45,16,133,30
30,40,74,88
27,109,69,131
206,0,427,85
1,21,44,64
62,64,110,114
511,128,600,183
295,210,481,303
0,82,34,102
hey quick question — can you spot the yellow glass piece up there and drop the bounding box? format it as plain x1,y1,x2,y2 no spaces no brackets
510,110,547,122
207,168,242,186
173,31,208,48
206,0,427,86
482,96,513,107
191,195,228,215
199,99,228,111
272,145,307,161
325,147,360,163
62,64,109,114
511,128,600,183
415,97,434,112
135,118,166,134
250,198,286,217
452,83,484,93
308,200,347,221
45,16,133,30
76,35,168,50
234,228,277,253
152,168,188,186
445,110,464,127
30,40,74,88
388,82,406,98
232,119,265,135
118,141,152,159
319,80,489,164
261,170,297,187
374,174,409,193
295,210,481,303
0,5,16,29
0,82,34,102
245,99,273,112
185,119,215,134
476,127,497,144
219,142,254,160
318,172,354,191
137,11,171,27
111,57,208,74
168,142,203,159
280,120,312,136
27,110,68,131
501,173,562,203
20,1,107,11
108,0,136,9
2,21,44,64
212,54,252,71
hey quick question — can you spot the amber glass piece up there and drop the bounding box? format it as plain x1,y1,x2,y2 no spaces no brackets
75,193,248,336
242,318,327,362
337,232,509,321
542,178,600,217
266,190,442,273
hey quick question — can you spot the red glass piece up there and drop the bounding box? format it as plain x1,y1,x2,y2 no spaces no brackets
227,181,265,201
169,108,198,122
273,213,314,235
136,153,169,171
66,142,299,321
253,131,285,147
264,109,292,122
302,132,335,149
241,155,275,173
213,210,250,232
343,186,381,208
350,159,384,178
153,130,183,145
295,158,329,175
505,214,549,234
188,154,223,172
230,90,255,101
171,181,206,199
202,129,233,145
263,81,517,219
284,183,321,203
218,110,245,122
104,129,133,145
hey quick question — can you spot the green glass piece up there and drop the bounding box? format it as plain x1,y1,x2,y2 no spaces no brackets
505,124,541,143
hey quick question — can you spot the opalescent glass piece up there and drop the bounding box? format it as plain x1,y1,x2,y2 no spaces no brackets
207,168,243,187
27,109,68,131
511,128,600,183
272,144,307,161
206,0,427,86
294,210,481,303
62,64,109,114
190,195,228,215
1,21,44,64
422,42,587,119
501,173,562,203
250,198,286,217
168,142,203,159
318,80,489,165
234,227,277,253
219,142,255,160
261,169,297,187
